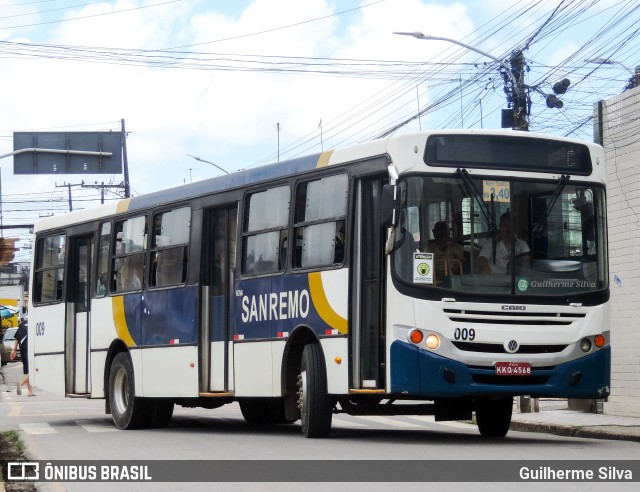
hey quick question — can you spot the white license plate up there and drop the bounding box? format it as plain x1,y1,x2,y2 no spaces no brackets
495,361,532,376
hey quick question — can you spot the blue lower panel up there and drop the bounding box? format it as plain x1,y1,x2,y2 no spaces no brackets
390,340,611,399
141,286,199,345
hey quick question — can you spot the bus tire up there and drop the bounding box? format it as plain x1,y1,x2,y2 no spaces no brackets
148,399,174,428
108,352,151,429
475,396,513,437
240,398,291,425
297,344,332,438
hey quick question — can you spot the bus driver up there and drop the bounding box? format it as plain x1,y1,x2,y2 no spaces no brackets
477,212,530,275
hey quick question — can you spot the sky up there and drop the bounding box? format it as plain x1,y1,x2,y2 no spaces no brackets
0,0,638,263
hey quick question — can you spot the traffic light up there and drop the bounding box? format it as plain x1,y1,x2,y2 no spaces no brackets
546,94,564,109
552,78,571,95
545,79,570,109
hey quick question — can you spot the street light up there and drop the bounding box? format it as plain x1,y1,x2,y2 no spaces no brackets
585,57,639,90
186,155,229,175
393,32,518,86
585,57,634,77
393,31,531,130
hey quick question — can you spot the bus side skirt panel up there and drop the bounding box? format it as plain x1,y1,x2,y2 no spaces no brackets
320,337,349,394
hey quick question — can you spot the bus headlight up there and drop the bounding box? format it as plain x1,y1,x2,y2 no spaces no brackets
580,338,592,352
594,334,606,348
425,334,440,350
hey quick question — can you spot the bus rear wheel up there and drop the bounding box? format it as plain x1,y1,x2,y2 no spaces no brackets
297,344,332,438
475,396,513,437
108,352,151,429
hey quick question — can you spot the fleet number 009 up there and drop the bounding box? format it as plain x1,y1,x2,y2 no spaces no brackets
453,328,475,341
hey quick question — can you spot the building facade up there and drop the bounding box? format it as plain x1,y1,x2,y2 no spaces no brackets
595,84,640,417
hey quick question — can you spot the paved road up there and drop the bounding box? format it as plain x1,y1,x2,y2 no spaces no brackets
2,362,639,492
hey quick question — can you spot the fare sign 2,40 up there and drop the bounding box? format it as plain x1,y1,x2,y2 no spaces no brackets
495,361,532,376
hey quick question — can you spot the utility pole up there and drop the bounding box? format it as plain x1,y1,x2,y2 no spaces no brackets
121,118,131,198
476,99,483,128
81,181,125,204
511,50,529,131
459,76,464,128
393,32,569,134
626,66,640,91
55,182,83,212
501,50,530,131
276,122,281,162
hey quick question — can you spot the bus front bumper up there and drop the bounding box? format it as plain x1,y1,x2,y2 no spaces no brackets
389,340,611,399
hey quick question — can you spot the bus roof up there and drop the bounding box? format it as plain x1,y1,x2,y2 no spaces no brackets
33,129,602,234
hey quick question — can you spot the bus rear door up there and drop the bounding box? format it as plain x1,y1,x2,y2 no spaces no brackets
200,206,237,394
351,176,386,390
66,234,93,395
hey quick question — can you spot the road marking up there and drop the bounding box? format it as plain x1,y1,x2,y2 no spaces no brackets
356,416,423,428
408,415,477,429
19,423,57,435
7,402,21,417
332,415,477,431
332,416,368,428
76,420,120,433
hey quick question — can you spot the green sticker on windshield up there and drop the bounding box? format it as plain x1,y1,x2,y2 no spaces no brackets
517,278,529,292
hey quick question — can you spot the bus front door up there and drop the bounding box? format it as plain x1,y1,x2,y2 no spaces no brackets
66,235,93,395
200,206,237,394
351,177,386,390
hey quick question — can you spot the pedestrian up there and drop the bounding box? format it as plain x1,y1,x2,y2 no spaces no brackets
11,317,35,396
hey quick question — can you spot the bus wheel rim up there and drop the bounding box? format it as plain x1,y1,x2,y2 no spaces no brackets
113,367,128,415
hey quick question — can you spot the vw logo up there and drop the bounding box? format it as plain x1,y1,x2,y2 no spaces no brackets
505,340,519,353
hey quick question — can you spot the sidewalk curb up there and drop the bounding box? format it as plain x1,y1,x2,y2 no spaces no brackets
510,421,640,442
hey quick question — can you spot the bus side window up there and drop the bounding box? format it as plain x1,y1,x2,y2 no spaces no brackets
112,215,148,293
150,207,190,288
294,174,348,269
242,186,290,276
95,222,110,297
33,234,66,303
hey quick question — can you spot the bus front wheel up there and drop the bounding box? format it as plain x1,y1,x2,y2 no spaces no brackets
475,396,513,437
297,344,332,438
108,352,151,429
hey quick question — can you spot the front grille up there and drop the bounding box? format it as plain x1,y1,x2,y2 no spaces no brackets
472,374,550,385
444,308,586,326
452,341,567,354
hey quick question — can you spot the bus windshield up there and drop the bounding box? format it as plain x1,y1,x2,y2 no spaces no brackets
392,173,608,297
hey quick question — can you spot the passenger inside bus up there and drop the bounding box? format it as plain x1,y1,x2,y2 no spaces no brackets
477,212,530,275
426,221,465,278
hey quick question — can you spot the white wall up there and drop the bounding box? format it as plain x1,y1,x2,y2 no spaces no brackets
599,85,640,417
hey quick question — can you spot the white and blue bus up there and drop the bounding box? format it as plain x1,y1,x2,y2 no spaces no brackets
28,130,610,437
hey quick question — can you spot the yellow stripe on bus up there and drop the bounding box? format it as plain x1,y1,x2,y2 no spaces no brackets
116,198,131,213
308,271,348,334
316,150,334,168
112,296,136,347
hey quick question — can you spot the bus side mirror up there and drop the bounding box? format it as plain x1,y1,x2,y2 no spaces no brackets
381,184,399,228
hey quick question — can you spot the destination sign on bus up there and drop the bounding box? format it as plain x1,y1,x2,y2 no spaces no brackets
424,134,592,175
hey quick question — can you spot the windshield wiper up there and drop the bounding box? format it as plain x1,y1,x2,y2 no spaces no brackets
456,169,498,233
533,174,570,235
456,168,499,263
